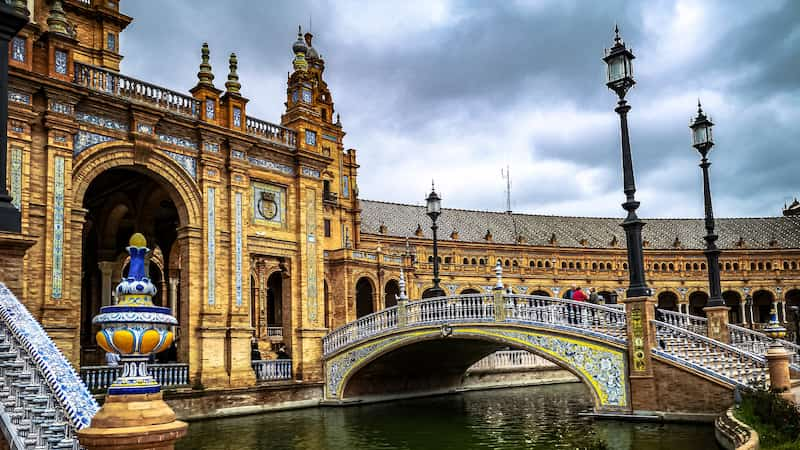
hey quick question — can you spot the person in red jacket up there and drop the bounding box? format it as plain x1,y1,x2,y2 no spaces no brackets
571,287,587,302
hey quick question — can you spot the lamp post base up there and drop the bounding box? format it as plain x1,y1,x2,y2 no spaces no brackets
703,305,731,344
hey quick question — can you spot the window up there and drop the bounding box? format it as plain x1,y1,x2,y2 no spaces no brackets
479,259,485,265
793,262,798,270
233,107,242,127
342,176,350,198
766,262,772,270
734,263,740,271
107,33,116,51
757,262,764,271
463,258,469,265
701,263,706,270
321,108,328,121
504,259,510,267
471,258,477,265
54,49,68,74
205,98,215,120
669,263,674,271
530,261,535,268
11,37,25,62
444,257,451,264
323,219,331,237
305,130,317,146
537,261,543,268
428,256,433,263
592,263,598,270
623,263,628,270
568,262,574,269
750,262,755,271
784,262,789,270
545,261,551,268
685,263,691,271
323,180,331,195
561,262,566,269
576,262,581,269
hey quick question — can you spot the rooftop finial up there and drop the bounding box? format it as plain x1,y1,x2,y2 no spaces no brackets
335,113,341,126
494,260,503,289
197,42,215,86
12,0,29,17
47,0,72,36
613,23,621,44
398,269,408,301
225,52,241,94
292,26,309,71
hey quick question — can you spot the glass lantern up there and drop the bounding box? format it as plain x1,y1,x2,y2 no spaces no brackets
426,188,441,218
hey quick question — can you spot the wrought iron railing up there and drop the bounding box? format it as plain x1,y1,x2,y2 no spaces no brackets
0,282,98,449
468,350,555,372
266,327,283,339
245,116,297,147
323,294,627,356
74,62,200,118
80,363,190,393
653,320,767,388
252,359,292,381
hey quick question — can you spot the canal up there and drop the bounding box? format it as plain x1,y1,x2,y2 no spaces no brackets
178,383,719,450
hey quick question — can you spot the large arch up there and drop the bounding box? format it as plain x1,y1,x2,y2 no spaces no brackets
324,324,628,413
72,142,203,368
752,290,775,324
384,279,400,308
356,277,375,318
722,290,742,324
688,291,709,317
656,291,678,311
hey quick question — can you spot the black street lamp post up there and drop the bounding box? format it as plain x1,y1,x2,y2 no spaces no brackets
690,101,725,308
603,26,650,299
425,183,445,298
0,4,27,232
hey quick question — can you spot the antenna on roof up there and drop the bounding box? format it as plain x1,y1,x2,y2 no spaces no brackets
501,165,512,214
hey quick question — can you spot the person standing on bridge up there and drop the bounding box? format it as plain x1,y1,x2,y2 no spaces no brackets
571,287,587,302
588,288,599,304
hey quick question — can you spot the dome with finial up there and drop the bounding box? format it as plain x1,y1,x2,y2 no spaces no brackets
293,26,307,54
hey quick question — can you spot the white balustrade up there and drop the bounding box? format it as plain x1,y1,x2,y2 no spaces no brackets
728,323,800,370
655,309,708,335
468,350,556,372
80,363,190,393
252,359,293,381
653,320,768,388
323,294,628,356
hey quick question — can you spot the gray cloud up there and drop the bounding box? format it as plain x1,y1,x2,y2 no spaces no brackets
120,0,800,218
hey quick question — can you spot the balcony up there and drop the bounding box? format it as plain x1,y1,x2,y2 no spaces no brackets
80,363,190,393
323,190,338,204
252,359,293,381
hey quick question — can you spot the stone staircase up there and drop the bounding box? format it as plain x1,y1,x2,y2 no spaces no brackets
0,283,98,449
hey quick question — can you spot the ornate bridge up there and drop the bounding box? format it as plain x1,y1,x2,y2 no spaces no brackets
322,272,787,415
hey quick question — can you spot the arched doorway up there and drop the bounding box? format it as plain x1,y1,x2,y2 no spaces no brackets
752,290,774,324
267,272,284,328
80,168,181,366
722,290,742,324
597,290,615,304
384,280,400,308
657,291,678,311
356,277,375,318
688,291,709,317
461,288,481,295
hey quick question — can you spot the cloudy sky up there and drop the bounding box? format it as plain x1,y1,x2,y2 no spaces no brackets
119,0,799,219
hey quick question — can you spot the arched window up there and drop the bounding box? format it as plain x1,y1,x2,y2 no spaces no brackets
512,260,518,267
537,261,543,268
576,262,582,269
793,261,798,270
685,263,691,271
653,264,659,272
693,263,699,271
733,263,739,271
783,261,789,270
701,263,706,270
568,262,574,269
592,262,598,270
725,262,732,271
437,256,442,263
471,258,477,265
766,262,772,270
623,262,628,270
444,257,451,264
428,255,433,263
757,262,764,271
504,259,510,267
479,258,485,265
668,263,674,271
750,262,756,271
545,261,551,268
463,258,469,265
529,261,535,267
561,262,567,269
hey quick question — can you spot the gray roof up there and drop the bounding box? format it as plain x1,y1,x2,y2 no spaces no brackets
360,200,800,250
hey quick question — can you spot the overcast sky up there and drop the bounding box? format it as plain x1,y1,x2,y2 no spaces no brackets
119,0,799,219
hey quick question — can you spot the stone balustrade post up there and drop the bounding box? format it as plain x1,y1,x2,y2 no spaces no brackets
704,304,731,344
765,343,795,403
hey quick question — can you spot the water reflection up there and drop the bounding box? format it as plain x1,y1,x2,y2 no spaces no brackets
178,383,718,450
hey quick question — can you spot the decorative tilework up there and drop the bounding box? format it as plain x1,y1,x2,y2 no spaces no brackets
207,187,216,305
10,148,21,210
73,131,114,156
52,157,65,299
0,283,100,430
301,166,320,178
8,91,30,104
54,50,68,75
252,182,286,225
305,129,316,146
158,134,197,150
322,134,337,142
54,134,67,143
204,142,220,153
11,37,25,62
342,175,350,198
76,112,128,131
49,101,73,115
446,284,459,295
235,192,243,307
233,107,242,127
205,99,215,120
247,156,295,176
136,123,153,134
10,122,24,133
163,150,197,179
307,190,319,323
231,150,246,159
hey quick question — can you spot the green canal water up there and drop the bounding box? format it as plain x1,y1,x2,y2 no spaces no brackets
177,384,719,450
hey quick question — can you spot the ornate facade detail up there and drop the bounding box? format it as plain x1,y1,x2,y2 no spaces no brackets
48,101,74,115
52,157,65,299
8,91,30,104
207,187,216,305
247,156,295,176
306,190,319,323
203,142,220,152
301,166,320,178
76,112,128,131
235,192,243,307
10,148,22,210
73,131,114,155
163,150,197,179
158,133,197,150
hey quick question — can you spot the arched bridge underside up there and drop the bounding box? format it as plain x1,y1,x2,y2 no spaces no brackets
324,323,628,413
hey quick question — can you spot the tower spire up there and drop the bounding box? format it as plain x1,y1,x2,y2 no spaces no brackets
292,26,308,71
225,52,241,94
197,42,215,87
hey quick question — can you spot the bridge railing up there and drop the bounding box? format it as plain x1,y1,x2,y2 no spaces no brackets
80,363,190,393
0,283,99,449
653,320,768,388
252,359,293,381
468,350,556,372
728,323,800,370
323,294,627,356
655,309,708,335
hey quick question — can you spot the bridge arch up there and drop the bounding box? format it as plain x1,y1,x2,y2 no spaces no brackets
324,323,628,413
